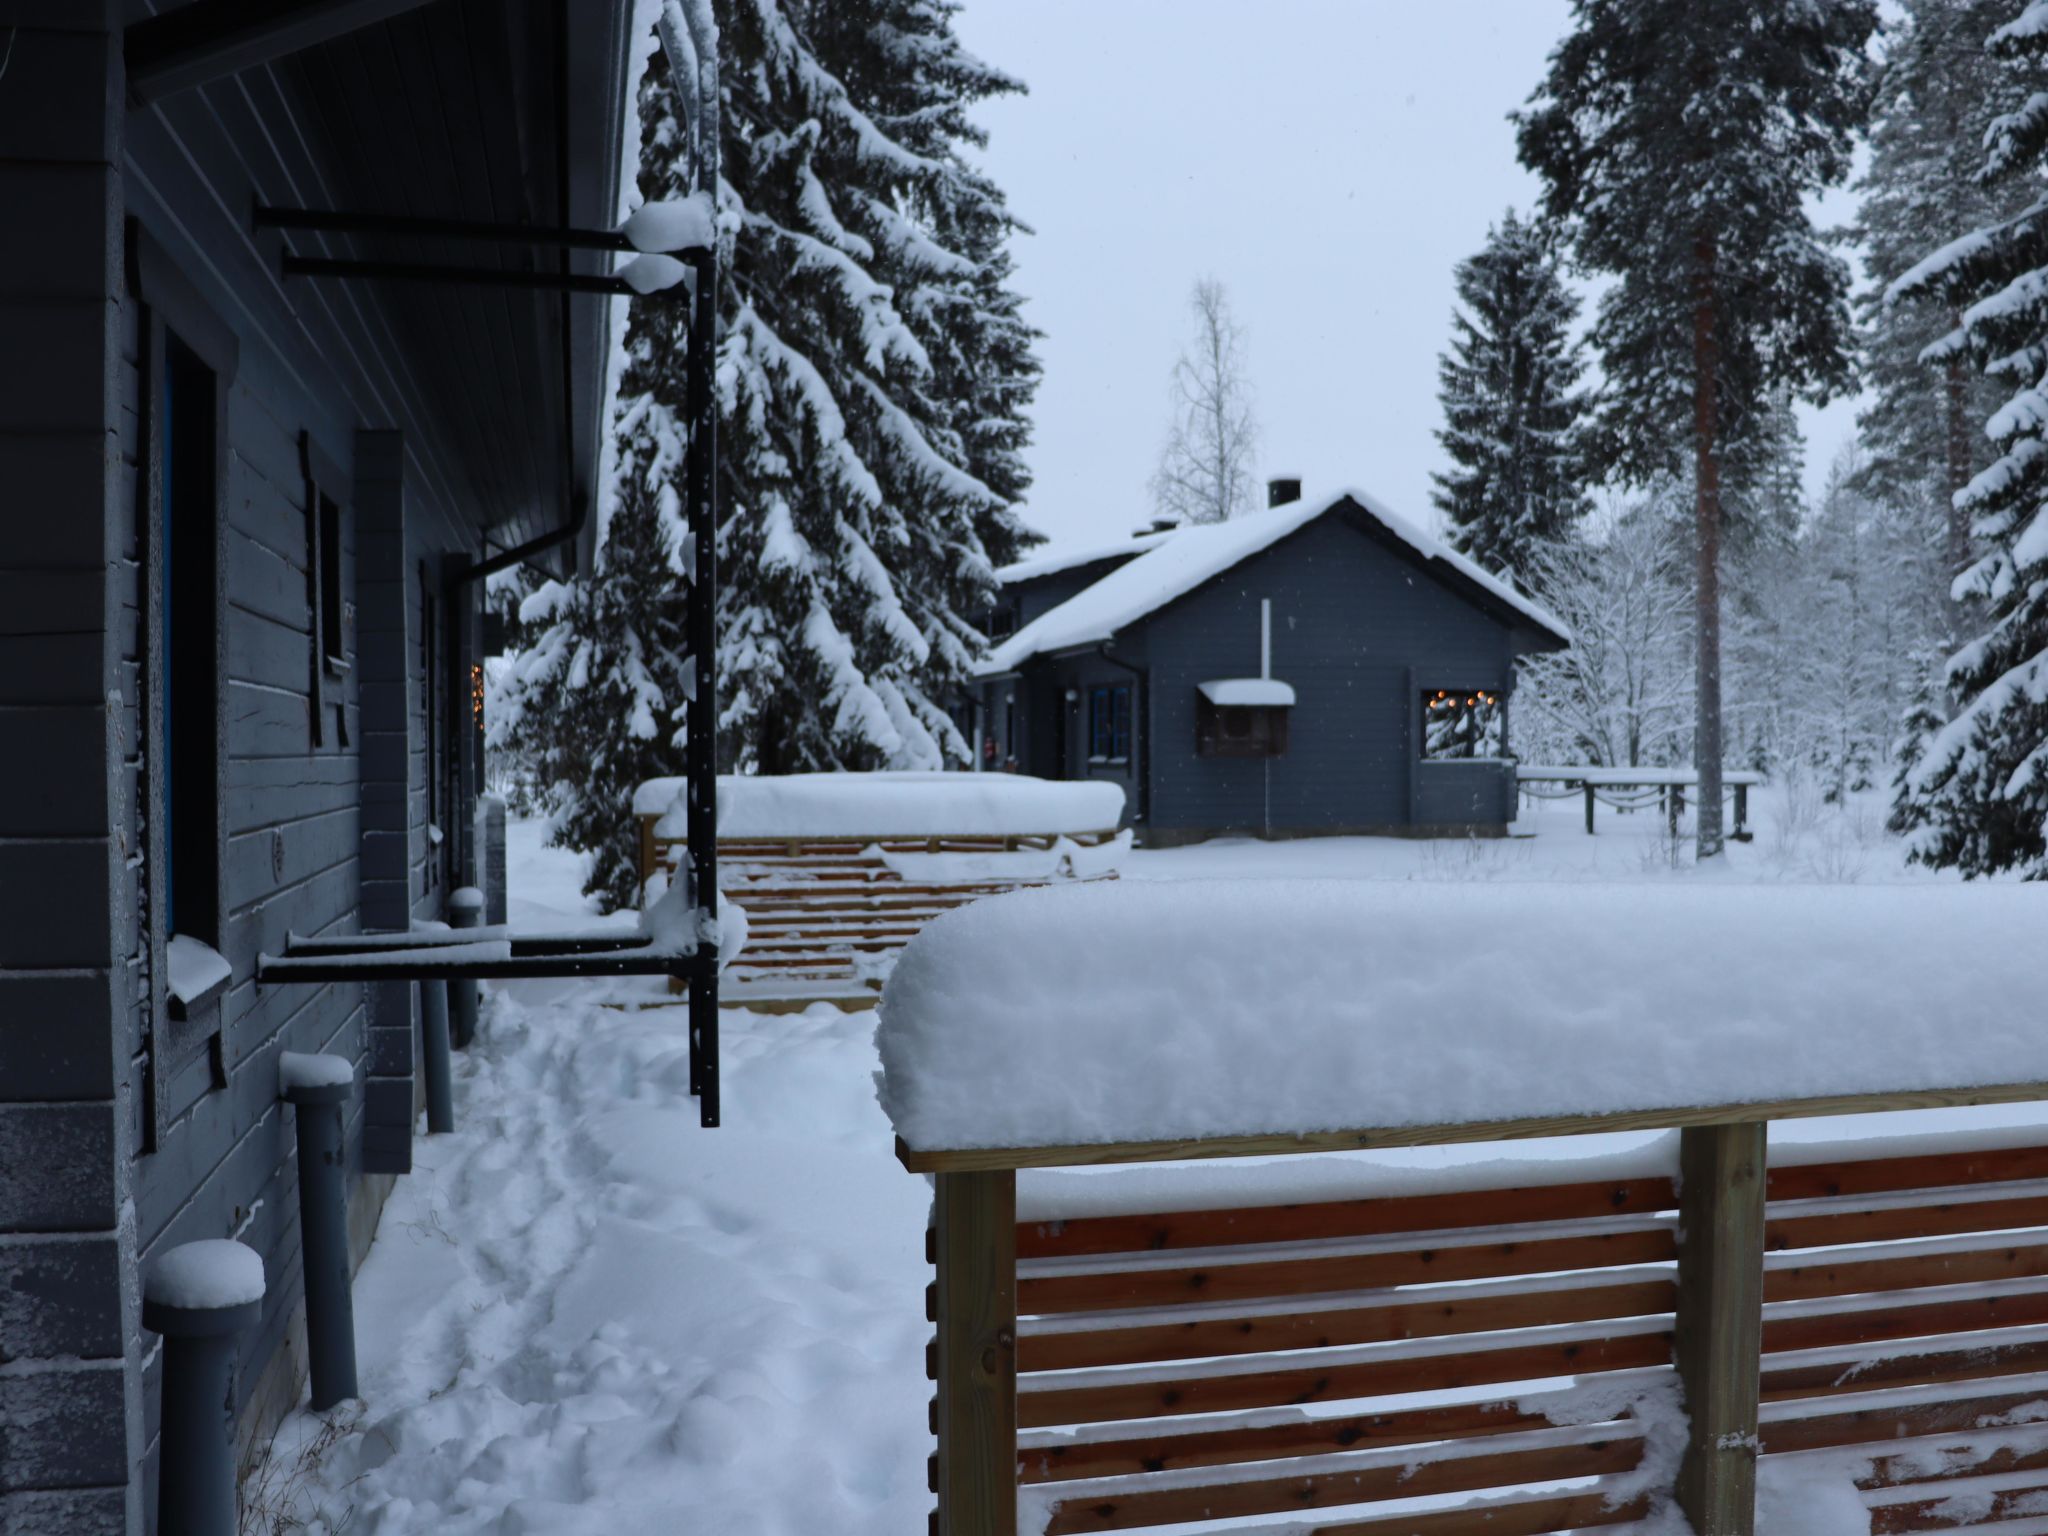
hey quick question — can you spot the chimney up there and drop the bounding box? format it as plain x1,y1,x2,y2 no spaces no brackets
1267,476,1302,509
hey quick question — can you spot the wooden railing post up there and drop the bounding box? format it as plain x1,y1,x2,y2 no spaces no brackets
1674,1121,1766,1536
933,1169,1017,1536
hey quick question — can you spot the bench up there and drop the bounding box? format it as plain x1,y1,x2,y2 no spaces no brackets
1518,763,1767,839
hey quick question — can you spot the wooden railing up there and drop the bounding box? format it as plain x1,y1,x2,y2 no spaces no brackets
903,1093,2048,1536
637,818,1124,1004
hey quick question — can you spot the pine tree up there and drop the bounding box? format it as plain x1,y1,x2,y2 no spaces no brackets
1517,0,1877,859
489,62,698,912
714,0,1036,774
1431,209,1590,580
1853,0,2018,635
1891,0,2048,879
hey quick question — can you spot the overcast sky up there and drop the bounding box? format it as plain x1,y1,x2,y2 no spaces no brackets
951,1,1864,556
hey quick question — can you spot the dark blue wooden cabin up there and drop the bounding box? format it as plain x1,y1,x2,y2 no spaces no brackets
973,486,1570,844
0,3,636,1527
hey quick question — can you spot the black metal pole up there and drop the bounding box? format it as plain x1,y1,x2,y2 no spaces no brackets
281,253,655,298
420,979,454,1134
448,888,483,1049
282,1063,359,1409
257,202,633,252
685,247,720,1126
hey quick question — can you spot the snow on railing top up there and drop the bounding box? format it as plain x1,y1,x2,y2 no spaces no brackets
876,878,2048,1157
634,771,1126,839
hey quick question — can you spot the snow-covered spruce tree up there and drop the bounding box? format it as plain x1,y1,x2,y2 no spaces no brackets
1517,0,1876,859
489,63,695,912
1431,209,1590,580
1151,278,1261,526
1854,0,2019,634
1890,1,2048,878
714,0,1035,773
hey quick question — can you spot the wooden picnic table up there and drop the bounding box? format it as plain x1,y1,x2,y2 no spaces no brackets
1517,763,1766,840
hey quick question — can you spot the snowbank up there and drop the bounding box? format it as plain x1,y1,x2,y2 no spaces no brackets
636,771,1125,838
876,878,2048,1153
147,1239,265,1310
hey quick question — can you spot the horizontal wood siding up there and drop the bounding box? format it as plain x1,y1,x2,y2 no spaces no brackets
1142,514,1515,839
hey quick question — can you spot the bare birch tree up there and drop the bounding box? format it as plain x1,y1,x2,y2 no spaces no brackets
1151,278,1260,525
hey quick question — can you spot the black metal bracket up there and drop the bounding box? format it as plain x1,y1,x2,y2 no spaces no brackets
255,203,638,253
277,252,689,300
257,927,716,984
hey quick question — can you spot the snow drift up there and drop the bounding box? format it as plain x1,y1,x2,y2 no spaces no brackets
876,878,2048,1153
636,771,1125,839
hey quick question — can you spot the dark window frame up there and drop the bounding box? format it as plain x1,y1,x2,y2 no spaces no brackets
1196,696,1289,758
1087,684,1133,764
130,221,238,1149
301,431,353,746
1419,685,1509,762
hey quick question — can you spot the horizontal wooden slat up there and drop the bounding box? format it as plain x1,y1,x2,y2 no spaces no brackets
1762,1335,2048,1403
1860,1437,2048,1492
1019,1395,1569,1485
1307,1485,1653,1536
1767,1145,2048,1203
1019,1226,1677,1315
1768,1192,2048,1252
1018,1177,1680,1260
1037,1431,1644,1533
1762,1387,2048,1455
1871,1477,2048,1532
1019,1277,1676,1373
1765,1239,2048,1304
1762,1290,2048,1359
1018,1329,1670,1428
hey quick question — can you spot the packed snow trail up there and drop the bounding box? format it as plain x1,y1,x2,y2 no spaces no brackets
275,991,930,1535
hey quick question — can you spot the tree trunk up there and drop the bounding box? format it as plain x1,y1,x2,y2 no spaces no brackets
1692,236,1725,862
1944,331,1974,650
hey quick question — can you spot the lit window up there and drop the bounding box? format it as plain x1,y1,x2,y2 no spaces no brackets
1420,689,1505,760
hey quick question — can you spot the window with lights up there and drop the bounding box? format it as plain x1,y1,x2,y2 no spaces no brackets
1421,688,1505,760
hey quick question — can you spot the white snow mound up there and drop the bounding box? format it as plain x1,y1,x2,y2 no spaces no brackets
147,1238,265,1310
876,879,2048,1153
279,1051,355,1092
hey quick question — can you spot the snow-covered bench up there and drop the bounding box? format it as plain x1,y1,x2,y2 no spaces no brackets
877,878,2048,1536
634,772,1128,1008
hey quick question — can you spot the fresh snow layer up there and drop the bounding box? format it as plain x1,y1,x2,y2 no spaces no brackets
617,252,689,294
1519,763,1769,786
279,1051,355,1092
637,770,1125,837
166,933,231,1004
618,192,714,253
993,529,1171,585
147,1238,264,1310
877,878,2048,1153
979,488,1570,675
1199,676,1297,707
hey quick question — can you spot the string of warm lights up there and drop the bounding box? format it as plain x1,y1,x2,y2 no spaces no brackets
1427,690,1498,711
471,662,485,726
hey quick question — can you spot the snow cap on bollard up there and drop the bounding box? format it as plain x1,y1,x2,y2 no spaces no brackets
279,1050,355,1106
143,1239,264,1336
449,885,485,915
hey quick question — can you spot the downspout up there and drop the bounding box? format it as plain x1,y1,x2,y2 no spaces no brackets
1095,645,1149,830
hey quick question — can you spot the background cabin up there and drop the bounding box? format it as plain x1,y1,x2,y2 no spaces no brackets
0,3,636,1527
972,483,1570,845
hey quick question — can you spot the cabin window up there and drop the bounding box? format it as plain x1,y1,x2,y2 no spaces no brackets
1197,698,1288,758
986,605,1016,640
1087,684,1132,763
1421,688,1505,760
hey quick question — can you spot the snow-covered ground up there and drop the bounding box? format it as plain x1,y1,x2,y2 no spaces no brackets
263,789,1996,1533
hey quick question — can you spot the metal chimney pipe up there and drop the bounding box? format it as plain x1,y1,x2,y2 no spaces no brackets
1267,476,1302,508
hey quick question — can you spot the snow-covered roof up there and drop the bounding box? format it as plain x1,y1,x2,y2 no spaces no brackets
1198,678,1296,707
994,530,1173,586
977,489,1570,675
